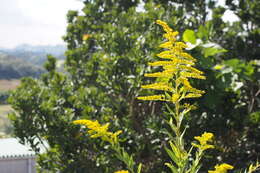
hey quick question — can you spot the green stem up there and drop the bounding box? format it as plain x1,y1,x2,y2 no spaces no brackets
175,101,187,173
188,149,203,173
169,74,188,172
112,144,135,173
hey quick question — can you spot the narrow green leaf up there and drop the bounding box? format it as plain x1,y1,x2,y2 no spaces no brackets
203,47,227,58
165,104,175,116
165,146,179,164
137,163,142,173
165,162,178,173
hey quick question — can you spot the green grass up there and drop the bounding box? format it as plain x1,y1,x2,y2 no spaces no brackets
0,79,18,137
0,105,12,115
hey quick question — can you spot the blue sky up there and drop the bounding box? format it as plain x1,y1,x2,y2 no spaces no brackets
0,0,239,49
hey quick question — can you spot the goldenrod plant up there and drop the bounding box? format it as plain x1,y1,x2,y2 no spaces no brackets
73,120,142,173
137,20,260,173
137,20,220,173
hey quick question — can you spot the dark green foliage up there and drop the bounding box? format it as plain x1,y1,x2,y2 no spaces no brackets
0,91,9,104
8,0,260,172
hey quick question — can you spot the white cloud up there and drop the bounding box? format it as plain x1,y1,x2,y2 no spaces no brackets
0,0,84,48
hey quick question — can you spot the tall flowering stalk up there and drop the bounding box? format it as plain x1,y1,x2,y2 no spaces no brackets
137,20,216,173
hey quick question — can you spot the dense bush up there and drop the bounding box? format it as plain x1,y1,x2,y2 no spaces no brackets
0,91,9,104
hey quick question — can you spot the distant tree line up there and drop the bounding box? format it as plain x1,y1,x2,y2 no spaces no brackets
0,53,45,79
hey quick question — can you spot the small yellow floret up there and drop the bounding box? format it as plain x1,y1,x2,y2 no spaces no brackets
159,41,173,49
185,93,203,99
175,42,188,48
180,71,206,80
179,65,204,74
137,95,166,101
172,93,180,103
192,132,214,151
141,83,174,92
114,170,129,173
180,52,197,61
82,34,91,41
144,71,174,78
208,163,234,173
156,20,174,33
148,61,175,66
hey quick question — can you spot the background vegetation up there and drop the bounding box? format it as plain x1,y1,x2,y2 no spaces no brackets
8,0,260,172
0,53,45,79
0,44,66,137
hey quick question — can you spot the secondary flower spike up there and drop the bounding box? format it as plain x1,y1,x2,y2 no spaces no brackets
114,170,129,173
192,132,214,151
137,20,205,102
208,163,234,173
73,119,122,144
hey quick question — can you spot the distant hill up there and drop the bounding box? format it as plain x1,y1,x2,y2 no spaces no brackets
0,52,45,79
0,44,66,66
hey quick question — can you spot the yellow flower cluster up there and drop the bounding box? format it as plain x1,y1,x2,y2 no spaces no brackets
82,34,91,41
114,170,129,173
137,20,205,102
192,132,214,151
137,95,166,101
73,119,122,144
208,163,234,173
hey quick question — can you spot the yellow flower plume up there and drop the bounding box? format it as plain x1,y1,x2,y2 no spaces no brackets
137,20,205,103
208,163,234,173
192,132,214,151
82,34,91,41
114,170,129,173
73,119,122,144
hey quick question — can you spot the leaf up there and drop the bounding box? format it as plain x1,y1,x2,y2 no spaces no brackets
197,25,208,40
164,141,182,165
203,47,227,58
166,117,178,134
165,147,179,164
165,104,176,117
165,162,178,173
224,59,240,67
137,163,142,173
183,29,196,44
